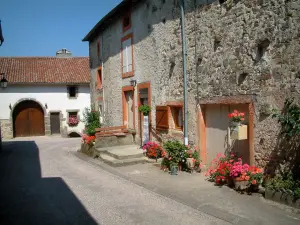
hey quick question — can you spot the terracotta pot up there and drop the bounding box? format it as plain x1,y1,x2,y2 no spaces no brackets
186,158,195,169
234,179,248,190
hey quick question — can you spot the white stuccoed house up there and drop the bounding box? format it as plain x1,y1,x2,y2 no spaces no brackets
0,49,91,139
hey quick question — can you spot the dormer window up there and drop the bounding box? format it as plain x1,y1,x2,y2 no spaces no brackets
122,13,131,32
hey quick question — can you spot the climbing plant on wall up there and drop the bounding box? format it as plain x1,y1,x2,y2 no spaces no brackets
272,98,300,137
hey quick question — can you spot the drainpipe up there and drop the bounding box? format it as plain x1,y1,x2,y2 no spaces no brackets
101,34,105,123
180,0,189,145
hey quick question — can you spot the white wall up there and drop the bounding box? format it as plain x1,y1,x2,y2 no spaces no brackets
0,84,91,135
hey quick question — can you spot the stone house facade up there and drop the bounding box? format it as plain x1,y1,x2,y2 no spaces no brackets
84,0,300,168
0,49,91,139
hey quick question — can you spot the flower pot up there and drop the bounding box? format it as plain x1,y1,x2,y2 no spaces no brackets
170,166,178,175
186,158,195,169
231,121,241,127
234,179,248,190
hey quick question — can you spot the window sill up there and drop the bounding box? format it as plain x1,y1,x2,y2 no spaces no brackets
122,71,134,78
123,25,131,33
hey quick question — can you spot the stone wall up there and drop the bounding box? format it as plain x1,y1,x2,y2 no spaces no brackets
0,119,13,139
89,0,300,166
188,0,300,168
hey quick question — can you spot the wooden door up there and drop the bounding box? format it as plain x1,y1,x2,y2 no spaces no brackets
125,91,134,128
14,101,45,137
205,104,229,164
50,113,61,134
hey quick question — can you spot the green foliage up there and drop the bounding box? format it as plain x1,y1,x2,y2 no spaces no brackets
265,173,300,199
163,140,187,167
272,98,300,137
138,105,151,115
83,107,101,136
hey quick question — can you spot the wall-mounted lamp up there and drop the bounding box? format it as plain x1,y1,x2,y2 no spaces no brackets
0,73,8,88
45,103,48,109
130,79,137,87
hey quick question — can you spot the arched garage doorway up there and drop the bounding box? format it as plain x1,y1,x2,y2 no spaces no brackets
13,100,45,137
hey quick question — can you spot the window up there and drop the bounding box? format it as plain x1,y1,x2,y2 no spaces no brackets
156,104,183,131
156,106,169,130
171,107,183,130
68,111,79,126
68,86,77,98
122,13,131,32
68,111,78,117
121,34,134,78
97,40,100,58
97,67,102,89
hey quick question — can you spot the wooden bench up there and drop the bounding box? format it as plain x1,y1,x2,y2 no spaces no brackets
96,126,128,138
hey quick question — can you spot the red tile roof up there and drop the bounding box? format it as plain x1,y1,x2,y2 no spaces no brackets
0,57,90,84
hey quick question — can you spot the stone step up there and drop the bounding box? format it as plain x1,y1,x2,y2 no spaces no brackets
99,153,148,167
96,145,144,160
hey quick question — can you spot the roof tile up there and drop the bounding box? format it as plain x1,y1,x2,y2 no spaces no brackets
0,57,90,84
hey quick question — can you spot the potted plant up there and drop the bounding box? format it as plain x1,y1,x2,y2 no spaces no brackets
228,110,247,140
230,159,250,190
163,140,187,175
138,104,151,116
228,109,245,127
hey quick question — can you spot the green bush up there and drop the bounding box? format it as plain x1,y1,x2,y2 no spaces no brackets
265,173,300,199
163,140,187,167
83,107,101,136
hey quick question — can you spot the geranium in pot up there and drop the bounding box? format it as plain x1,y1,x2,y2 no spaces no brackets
230,159,250,190
228,110,245,127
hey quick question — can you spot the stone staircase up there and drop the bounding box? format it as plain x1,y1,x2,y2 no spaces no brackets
95,145,148,167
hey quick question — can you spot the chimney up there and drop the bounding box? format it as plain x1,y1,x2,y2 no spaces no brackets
56,48,72,58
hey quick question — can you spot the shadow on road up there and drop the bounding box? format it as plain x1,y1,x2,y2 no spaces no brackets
0,140,98,225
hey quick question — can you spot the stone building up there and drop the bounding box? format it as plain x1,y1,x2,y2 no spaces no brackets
0,49,91,139
83,0,300,167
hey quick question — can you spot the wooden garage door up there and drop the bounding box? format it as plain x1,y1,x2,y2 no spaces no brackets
13,101,45,137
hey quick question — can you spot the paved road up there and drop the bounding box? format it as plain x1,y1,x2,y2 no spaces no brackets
0,137,229,225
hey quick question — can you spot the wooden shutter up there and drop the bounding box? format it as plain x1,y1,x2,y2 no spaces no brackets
127,39,133,72
156,106,169,130
122,37,133,74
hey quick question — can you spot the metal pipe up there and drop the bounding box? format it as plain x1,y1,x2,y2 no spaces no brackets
180,0,189,145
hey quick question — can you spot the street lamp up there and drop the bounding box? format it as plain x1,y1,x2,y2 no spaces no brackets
0,73,8,88
130,79,137,87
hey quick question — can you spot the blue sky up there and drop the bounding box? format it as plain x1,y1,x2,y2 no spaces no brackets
0,0,122,56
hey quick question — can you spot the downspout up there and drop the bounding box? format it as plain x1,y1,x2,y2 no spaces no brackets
101,34,105,123
180,0,189,145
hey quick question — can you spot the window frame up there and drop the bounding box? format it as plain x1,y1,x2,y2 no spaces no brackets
121,33,134,78
122,12,131,33
67,86,78,99
97,66,103,89
171,106,183,131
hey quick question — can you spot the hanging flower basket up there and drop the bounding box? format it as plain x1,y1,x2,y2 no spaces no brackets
228,110,247,140
138,104,151,116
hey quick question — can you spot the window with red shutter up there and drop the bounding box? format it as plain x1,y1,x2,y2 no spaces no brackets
156,106,169,130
